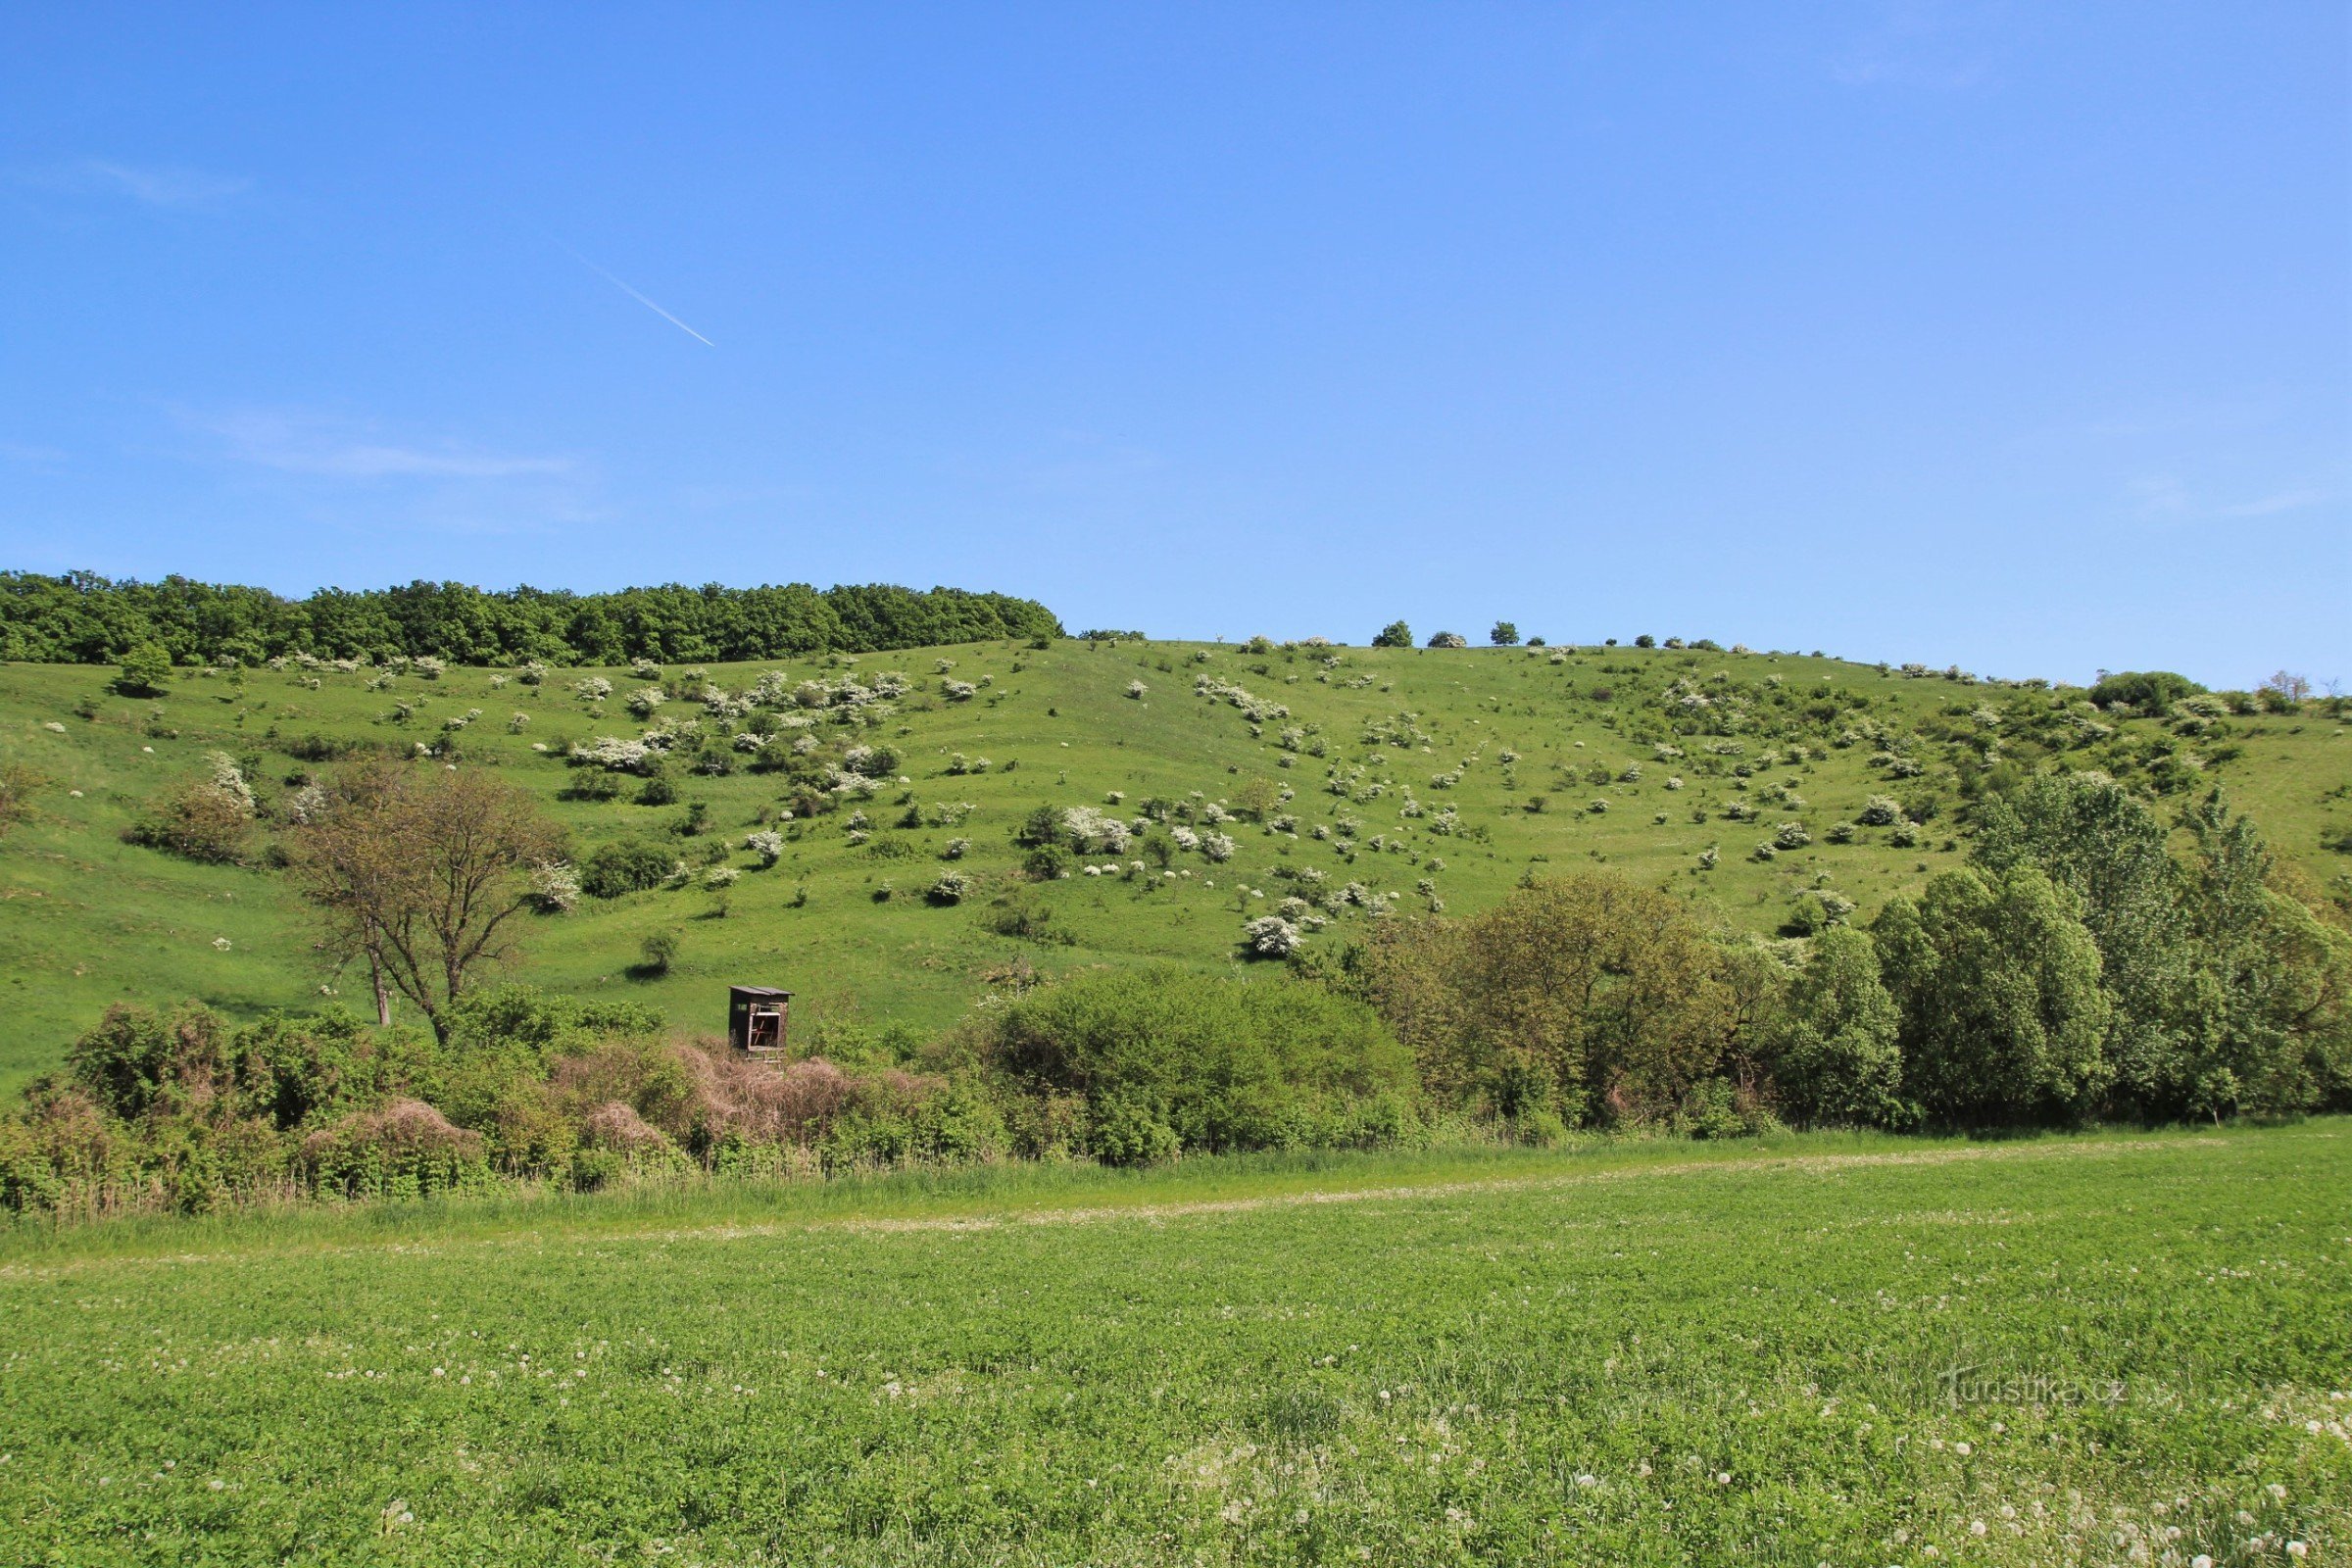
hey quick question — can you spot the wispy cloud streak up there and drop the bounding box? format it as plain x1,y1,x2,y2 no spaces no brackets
560,243,714,346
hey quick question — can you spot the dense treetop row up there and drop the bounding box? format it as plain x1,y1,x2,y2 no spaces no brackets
0,571,1064,666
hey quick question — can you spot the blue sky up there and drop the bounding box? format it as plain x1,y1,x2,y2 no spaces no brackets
1,3,2343,687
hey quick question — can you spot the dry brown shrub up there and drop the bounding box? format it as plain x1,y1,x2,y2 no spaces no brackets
299,1098,483,1165
580,1100,672,1153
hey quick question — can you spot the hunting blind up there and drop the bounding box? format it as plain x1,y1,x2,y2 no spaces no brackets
727,985,793,1055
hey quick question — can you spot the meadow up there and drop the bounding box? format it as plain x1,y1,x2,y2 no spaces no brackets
4,636,2344,1094
0,1121,2343,1564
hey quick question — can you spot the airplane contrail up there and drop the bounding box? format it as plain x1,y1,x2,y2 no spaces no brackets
559,243,714,347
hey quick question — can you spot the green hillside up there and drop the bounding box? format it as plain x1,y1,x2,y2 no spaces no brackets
3,637,2345,1094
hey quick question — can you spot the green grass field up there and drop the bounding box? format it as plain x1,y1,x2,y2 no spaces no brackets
4,640,2347,1094
0,1122,2343,1564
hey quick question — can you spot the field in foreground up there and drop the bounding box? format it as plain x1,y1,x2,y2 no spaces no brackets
1,1125,2346,1565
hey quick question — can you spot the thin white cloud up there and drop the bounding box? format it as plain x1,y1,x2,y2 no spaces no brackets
191,409,574,480
1831,1,1997,90
2216,488,2341,520
2128,474,2342,524
28,159,255,208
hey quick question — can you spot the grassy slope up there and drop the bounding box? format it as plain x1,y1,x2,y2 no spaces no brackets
2,641,2346,1092
0,1122,2343,1563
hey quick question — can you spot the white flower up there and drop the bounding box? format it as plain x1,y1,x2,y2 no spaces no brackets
212,936,231,951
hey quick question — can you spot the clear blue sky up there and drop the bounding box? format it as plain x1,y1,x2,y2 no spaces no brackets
2,3,2344,687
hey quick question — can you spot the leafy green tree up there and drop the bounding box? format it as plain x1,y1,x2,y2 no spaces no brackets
1371,620,1413,649
1490,621,1520,646
1973,771,2187,1108
1873,867,2113,1125
1762,927,1905,1127
2165,793,2352,1117
1634,634,1656,649
115,641,172,697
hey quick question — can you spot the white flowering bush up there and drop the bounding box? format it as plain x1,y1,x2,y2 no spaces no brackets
574,676,612,702
1061,806,1133,855
745,830,785,866
1664,775,1684,791
413,657,446,680
1698,845,1720,870
1774,821,1811,851
941,678,978,702
1859,795,1903,826
529,860,581,913
927,869,972,905
205,753,258,816
630,658,662,682
508,711,532,734
1200,831,1236,862
571,736,656,773
1242,914,1302,958
944,837,971,860
283,782,328,825
705,865,740,890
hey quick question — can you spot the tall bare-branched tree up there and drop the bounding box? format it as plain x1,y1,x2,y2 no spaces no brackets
293,757,564,1040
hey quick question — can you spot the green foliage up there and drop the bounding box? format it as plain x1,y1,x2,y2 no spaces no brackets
579,839,675,899
2089,669,2203,712
1360,875,1744,1124
1370,619,1413,648
1489,620,1520,646
0,572,1062,665
961,965,1416,1156
114,640,172,697
1762,926,1906,1127
1873,867,2113,1125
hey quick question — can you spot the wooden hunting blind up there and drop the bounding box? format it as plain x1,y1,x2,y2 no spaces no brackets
728,985,793,1055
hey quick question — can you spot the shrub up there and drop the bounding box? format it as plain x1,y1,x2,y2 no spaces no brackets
126,755,256,863
2089,670,2202,712
1858,795,1902,826
1425,631,1468,650
1242,914,1302,958
960,965,1414,1157
529,859,582,912
299,1100,489,1200
1370,620,1413,649
927,869,972,905
580,839,676,899
638,931,680,973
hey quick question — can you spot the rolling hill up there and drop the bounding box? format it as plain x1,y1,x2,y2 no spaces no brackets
2,636,2345,1094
